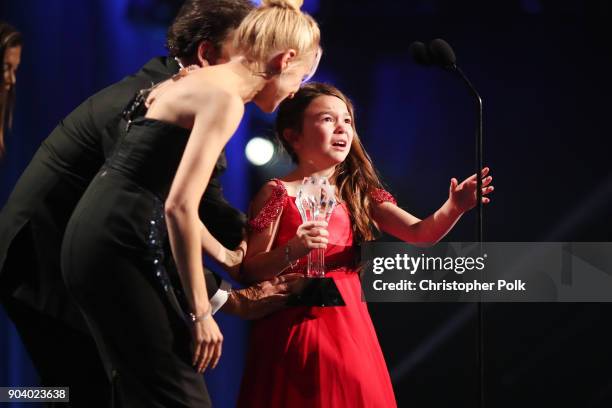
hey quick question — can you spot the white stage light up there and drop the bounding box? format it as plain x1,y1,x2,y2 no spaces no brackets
245,137,274,166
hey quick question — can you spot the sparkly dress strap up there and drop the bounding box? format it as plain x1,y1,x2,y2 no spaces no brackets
121,84,156,132
248,179,288,233
370,188,397,205
122,66,195,132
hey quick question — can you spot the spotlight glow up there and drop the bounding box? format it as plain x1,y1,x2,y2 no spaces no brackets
245,137,274,166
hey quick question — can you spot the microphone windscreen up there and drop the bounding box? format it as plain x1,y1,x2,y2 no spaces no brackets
409,41,432,66
429,38,456,68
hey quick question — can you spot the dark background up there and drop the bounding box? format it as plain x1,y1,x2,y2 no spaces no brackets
1,0,612,406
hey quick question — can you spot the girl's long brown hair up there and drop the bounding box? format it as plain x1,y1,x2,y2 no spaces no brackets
275,82,385,242
0,22,22,157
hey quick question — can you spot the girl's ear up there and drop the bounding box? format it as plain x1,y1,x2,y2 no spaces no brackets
283,128,301,150
283,128,295,143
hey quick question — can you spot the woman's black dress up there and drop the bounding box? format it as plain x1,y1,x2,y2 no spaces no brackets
61,117,210,408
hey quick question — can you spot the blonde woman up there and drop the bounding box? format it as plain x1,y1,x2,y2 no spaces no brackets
60,0,321,406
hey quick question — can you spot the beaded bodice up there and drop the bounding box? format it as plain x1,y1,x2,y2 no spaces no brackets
248,179,397,273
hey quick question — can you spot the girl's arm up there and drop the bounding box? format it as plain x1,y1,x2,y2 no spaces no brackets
373,168,493,246
165,88,244,371
241,181,328,283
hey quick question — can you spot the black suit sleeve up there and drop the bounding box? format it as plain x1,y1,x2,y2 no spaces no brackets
199,150,247,250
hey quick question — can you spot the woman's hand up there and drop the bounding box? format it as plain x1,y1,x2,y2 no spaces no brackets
190,313,223,373
223,240,247,281
287,220,329,260
449,167,494,214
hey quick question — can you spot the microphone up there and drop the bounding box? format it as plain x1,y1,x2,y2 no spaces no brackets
410,36,485,408
410,38,483,236
428,38,456,69
409,38,457,69
408,41,433,66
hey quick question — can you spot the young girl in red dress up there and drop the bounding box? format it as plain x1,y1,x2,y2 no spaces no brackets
238,82,494,407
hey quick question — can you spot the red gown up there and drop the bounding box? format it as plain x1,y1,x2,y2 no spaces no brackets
237,179,397,408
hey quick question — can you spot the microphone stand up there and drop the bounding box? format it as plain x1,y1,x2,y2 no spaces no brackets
451,64,485,408
452,65,484,243
411,40,485,406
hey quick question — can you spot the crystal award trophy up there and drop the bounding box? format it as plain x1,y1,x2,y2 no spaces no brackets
289,176,345,307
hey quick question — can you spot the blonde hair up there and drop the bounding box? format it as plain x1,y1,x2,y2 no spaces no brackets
232,0,320,67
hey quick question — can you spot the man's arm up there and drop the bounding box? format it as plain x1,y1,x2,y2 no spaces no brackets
219,274,305,320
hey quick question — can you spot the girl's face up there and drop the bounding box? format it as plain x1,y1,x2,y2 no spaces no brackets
3,45,21,91
292,95,354,168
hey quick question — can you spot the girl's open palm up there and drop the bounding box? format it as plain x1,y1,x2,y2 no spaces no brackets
449,167,494,214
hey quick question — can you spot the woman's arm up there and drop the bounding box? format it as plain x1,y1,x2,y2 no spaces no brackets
199,222,246,281
241,181,328,283
373,168,493,246
164,88,244,371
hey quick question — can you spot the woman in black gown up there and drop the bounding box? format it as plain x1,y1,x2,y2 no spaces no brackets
61,0,321,406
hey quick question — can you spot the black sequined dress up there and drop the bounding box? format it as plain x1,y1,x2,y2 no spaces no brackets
61,117,211,408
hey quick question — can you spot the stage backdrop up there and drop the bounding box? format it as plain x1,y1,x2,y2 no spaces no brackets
2,0,612,407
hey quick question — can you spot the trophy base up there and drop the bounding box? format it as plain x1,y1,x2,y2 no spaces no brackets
287,277,345,307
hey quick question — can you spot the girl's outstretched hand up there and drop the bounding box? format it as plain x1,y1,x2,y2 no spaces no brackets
449,167,494,214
